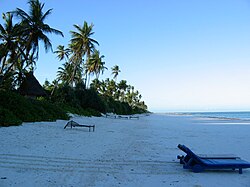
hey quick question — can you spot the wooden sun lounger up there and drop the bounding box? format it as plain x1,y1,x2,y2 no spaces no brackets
128,116,139,119
117,115,139,119
104,114,139,119
118,115,129,119
64,120,95,132
105,114,117,118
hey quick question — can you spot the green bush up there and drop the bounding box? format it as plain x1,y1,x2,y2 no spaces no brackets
47,83,147,118
30,99,69,121
103,97,134,115
79,89,106,113
0,107,22,126
0,90,38,122
0,90,69,126
51,85,106,114
0,83,146,127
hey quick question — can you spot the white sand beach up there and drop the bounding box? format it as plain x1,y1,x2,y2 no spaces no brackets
1,114,250,187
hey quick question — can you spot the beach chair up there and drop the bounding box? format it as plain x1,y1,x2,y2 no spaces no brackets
177,144,250,174
64,120,95,132
177,144,239,164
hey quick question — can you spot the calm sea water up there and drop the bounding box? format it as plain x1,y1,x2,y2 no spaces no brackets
186,112,250,120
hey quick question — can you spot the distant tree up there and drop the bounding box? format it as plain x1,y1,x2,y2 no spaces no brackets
86,49,107,81
54,45,83,87
106,79,117,97
111,65,120,82
54,45,70,61
90,78,101,91
56,61,82,86
117,80,128,101
98,79,107,95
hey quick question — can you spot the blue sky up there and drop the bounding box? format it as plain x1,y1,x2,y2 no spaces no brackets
1,0,250,112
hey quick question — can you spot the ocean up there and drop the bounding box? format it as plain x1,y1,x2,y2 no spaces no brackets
184,112,250,120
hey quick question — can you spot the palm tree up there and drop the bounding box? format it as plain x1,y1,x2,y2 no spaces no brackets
56,62,72,85
90,78,101,91
117,80,128,101
111,65,120,82
0,12,29,88
98,80,107,95
54,45,71,61
55,44,84,88
0,13,21,76
43,79,59,96
105,79,117,98
13,0,63,63
70,21,99,86
70,21,99,59
87,49,107,80
57,61,82,86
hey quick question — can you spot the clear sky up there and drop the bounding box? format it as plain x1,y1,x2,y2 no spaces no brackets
1,0,250,112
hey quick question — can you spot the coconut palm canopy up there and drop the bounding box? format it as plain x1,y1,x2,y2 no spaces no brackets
19,71,46,97
1,0,148,112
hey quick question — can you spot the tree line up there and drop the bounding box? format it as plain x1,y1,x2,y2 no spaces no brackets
0,0,147,126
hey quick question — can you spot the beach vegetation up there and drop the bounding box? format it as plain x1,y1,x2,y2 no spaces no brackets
0,90,69,126
0,0,147,126
0,0,64,88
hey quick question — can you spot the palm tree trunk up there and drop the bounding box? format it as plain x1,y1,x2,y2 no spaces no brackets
0,53,8,75
84,74,88,88
87,73,91,88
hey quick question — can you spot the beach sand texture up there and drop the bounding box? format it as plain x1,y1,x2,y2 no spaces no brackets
0,114,250,187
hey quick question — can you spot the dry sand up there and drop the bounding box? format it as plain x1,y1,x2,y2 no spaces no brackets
0,114,250,187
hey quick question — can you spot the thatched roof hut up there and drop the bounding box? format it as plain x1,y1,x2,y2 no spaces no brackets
19,72,47,97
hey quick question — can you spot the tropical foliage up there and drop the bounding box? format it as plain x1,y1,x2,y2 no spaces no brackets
111,65,120,81
0,90,69,126
54,21,103,88
0,0,148,126
90,78,147,112
0,0,63,89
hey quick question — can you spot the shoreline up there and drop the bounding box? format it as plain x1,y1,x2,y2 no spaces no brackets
165,111,250,121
